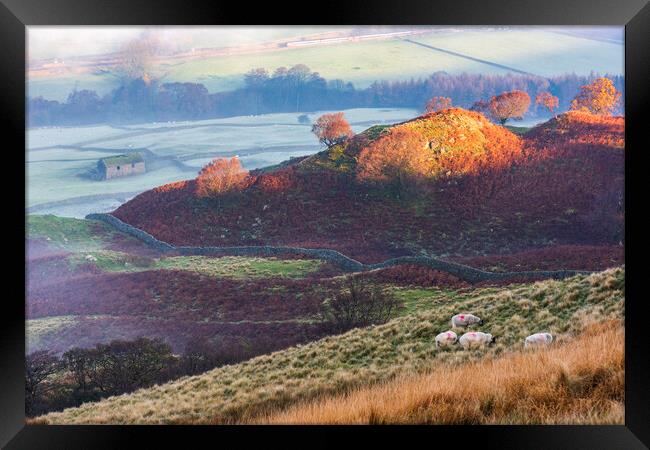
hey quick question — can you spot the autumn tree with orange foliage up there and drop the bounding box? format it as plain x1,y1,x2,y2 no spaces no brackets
570,77,621,116
535,92,559,115
489,90,531,125
357,128,431,197
424,96,452,113
311,112,354,146
470,100,490,116
196,157,249,198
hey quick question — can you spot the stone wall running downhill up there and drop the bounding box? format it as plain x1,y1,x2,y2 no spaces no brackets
86,213,592,283
85,213,175,252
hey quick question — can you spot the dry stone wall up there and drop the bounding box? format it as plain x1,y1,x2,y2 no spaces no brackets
86,213,591,282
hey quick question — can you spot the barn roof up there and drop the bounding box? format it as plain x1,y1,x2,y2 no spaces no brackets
99,153,144,167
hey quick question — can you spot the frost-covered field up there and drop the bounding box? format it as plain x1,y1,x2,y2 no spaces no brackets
411,29,623,77
26,108,418,217
28,125,127,149
28,28,623,102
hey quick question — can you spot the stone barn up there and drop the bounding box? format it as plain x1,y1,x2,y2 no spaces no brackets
98,153,145,180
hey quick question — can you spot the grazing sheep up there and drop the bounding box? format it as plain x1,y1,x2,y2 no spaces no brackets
435,330,458,348
524,332,553,348
450,313,483,329
459,331,496,349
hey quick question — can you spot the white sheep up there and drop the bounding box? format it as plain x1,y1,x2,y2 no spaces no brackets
450,313,483,329
524,332,553,348
435,330,458,348
459,331,496,349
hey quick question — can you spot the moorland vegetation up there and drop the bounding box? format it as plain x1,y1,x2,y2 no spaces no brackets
27,78,625,424
33,267,624,424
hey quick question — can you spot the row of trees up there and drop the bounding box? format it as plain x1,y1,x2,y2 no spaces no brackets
425,77,620,125
369,71,623,114
27,67,624,126
26,335,259,417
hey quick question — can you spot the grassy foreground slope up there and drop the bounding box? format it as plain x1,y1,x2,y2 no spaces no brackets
36,267,623,424
258,320,623,424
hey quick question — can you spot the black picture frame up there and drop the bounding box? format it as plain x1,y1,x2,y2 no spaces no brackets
3,0,648,448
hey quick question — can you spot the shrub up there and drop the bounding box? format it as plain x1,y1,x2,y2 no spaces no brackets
535,92,559,114
425,96,452,113
311,112,354,146
179,337,249,376
320,277,403,333
570,77,621,116
489,90,531,125
196,157,249,198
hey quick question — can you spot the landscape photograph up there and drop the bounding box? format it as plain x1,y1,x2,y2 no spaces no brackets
25,25,625,425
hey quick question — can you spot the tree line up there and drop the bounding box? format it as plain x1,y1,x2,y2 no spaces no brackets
25,336,246,417
27,65,624,126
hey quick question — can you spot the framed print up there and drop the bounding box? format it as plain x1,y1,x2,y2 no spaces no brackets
2,0,649,447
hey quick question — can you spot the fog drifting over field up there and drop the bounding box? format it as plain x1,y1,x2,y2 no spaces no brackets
28,26,357,61
28,26,623,62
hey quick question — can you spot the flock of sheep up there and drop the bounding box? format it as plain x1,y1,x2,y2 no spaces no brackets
434,313,554,350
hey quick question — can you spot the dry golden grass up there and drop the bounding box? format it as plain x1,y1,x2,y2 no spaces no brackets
36,267,624,424
255,320,624,425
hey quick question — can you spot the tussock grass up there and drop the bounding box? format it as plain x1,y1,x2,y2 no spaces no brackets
255,320,623,424
36,267,623,424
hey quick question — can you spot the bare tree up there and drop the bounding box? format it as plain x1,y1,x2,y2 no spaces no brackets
25,351,61,416
320,276,403,332
114,32,161,82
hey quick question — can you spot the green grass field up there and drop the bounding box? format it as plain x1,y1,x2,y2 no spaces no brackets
27,215,116,251
504,125,532,135
29,29,624,103
67,251,324,279
28,215,325,279
155,255,322,279
163,38,507,93
29,33,507,101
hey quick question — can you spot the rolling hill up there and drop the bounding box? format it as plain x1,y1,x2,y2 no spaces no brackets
34,267,624,424
113,108,624,264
